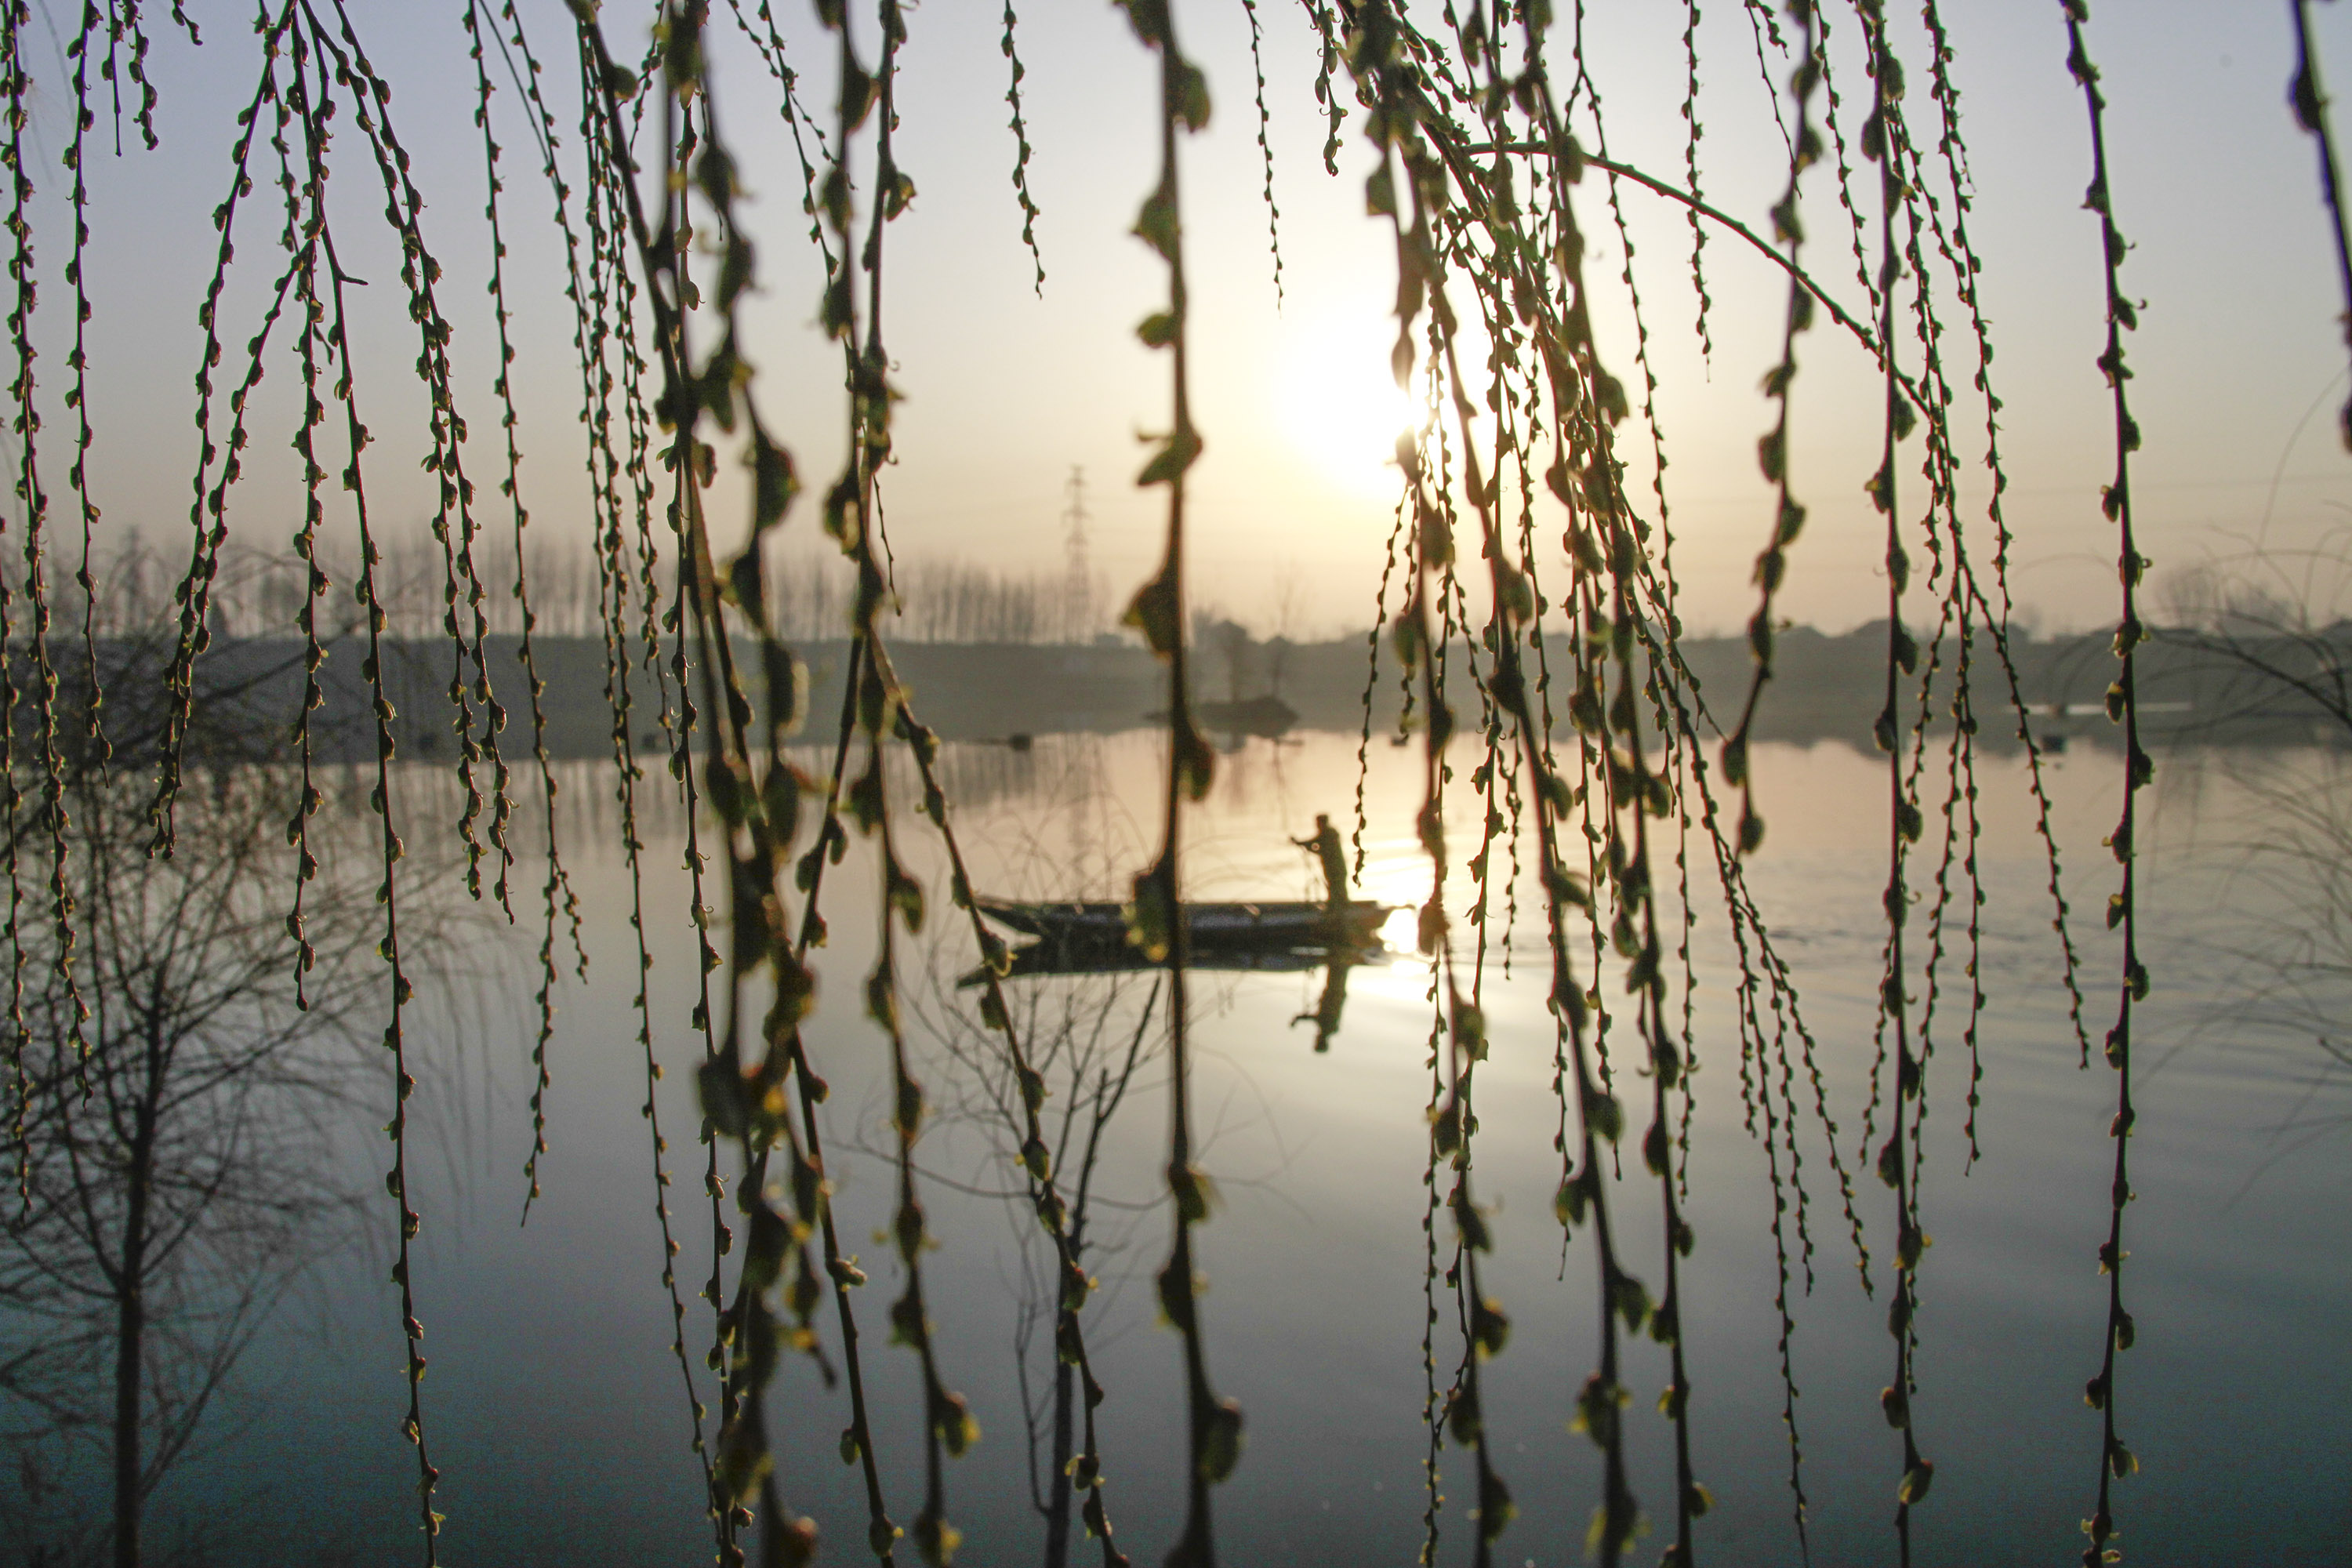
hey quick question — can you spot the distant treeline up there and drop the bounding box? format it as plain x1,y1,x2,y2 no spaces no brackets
15,535,2350,753
46,531,1110,647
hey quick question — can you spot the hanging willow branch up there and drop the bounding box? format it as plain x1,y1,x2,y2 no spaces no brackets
2059,4,2151,1563
471,0,590,1221
1110,5,1243,1564
557,9,835,1563
1853,3,1935,1553
1720,0,1820,859
2291,0,2352,448
1001,0,1044,293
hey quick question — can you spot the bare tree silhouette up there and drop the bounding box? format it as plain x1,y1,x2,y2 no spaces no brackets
1,659,463,1568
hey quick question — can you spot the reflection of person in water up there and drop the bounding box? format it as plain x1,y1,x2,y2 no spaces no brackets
1291,813,1354,1052
1294,959,1352,1054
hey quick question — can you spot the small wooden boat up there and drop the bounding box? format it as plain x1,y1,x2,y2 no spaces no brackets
1194,695,1298,737
977,897,1392,952
974,937,1389,982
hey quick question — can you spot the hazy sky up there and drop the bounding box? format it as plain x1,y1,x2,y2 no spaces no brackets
24,0,2352,638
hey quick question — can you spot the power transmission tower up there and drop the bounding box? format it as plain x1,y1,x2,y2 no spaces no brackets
1062,465,1093,641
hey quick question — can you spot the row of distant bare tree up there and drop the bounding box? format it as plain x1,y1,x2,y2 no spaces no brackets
39,531,1120,648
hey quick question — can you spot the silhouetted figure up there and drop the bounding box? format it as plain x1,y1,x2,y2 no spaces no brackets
1292,813,1355,1052
1293,956,1355,1054
1293,813,1349,909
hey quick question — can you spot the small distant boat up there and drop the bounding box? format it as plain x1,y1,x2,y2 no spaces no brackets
977,897,1392,951
1145,695,1300,738
1195,695,1298,737
969,896,1392,983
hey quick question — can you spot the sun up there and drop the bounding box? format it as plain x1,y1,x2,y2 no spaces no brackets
1276,311,1424,503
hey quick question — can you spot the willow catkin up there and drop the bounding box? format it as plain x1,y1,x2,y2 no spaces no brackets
1924,0,2095,1065
1807,1,1884,332
564,9,904,1563
458,0,557,927
1740,1,1795,158
1349,492,1409,884
861,721,972,1565
2058,4,2152,1559
815,3,978,1558
1580,59,1711,1234
278,3,442,1541
1374,31,1947,1561
1499,315,1560,971
469,0,589,1215
1853,5,1936,1551
1398,374,1513,1566
716,635,893,1563
1950,652,1989,1164
900,706,1137,1566
285,56,328,1015
2290,0,2352,449
1678,0,1713,358
0,6,2251,1568
1103,2,1244,1561
1874,64,1994,1166
764,636,902,1568
1719,2,1822,860
2,0,86,1099
1568,235,1709,1560
1504,26,1660,1559
575,60,721,1523
147,3,287,855
1417,928,1448,1567
592,119,669,789
0,0,22,1185
1456,592,1524,1566
999,0,1044,293
1348,11,1671,1558
1239,0,1282,307
657,389,734,1547
66,2,114,779
719,0,838,272
318,0,510,913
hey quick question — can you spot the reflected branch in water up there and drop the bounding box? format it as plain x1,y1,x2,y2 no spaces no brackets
907,909,1164,1568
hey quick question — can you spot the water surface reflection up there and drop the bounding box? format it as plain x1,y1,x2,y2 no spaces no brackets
56,734,2349,1565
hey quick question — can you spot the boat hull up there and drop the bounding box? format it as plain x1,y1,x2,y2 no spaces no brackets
977,898,1391,950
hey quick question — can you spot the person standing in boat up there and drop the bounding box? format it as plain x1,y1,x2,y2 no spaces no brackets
1292,813,1354,1053
1294,814,1350,910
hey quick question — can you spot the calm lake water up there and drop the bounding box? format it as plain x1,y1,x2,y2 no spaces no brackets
42,731,2352,1565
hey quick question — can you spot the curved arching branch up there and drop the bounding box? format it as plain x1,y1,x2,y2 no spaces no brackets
1454,136,1923,412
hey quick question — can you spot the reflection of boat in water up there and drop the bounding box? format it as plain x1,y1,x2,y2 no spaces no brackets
971,896,1392,982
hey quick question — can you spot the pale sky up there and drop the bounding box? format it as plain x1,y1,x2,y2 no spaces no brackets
22,0,2352,639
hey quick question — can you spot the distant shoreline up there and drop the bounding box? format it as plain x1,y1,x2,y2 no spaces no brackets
43,623,2346,765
